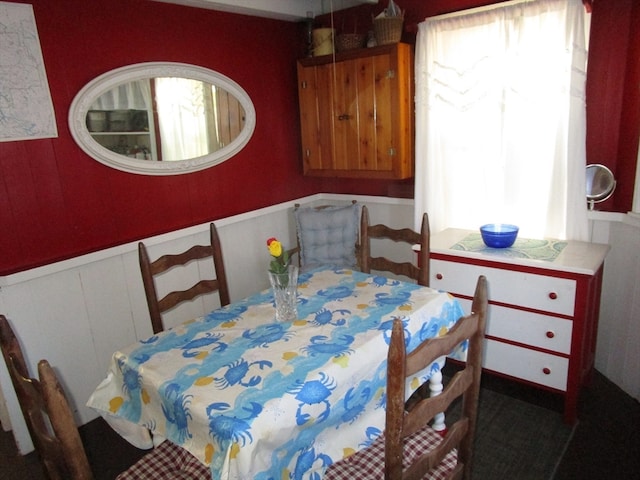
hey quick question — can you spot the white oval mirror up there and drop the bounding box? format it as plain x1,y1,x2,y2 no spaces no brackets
69,62,256,175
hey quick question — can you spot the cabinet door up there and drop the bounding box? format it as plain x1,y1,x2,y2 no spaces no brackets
332,58,358,171
348,53,394,173
297,44,413,179
297,62,330,171
308,53,396,175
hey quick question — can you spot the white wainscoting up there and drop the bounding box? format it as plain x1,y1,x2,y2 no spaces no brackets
0,194,413,454
590,212,640,404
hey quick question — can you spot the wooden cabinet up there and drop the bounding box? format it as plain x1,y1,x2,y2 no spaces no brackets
429,229,609,423
297,43,414,179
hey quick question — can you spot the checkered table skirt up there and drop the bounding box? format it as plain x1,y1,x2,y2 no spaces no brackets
115,440,211,479
324,425,458,480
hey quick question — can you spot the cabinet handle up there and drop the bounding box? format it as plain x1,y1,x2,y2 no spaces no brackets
338,114,351,120
436,273,443,280
542,367,551,375
546,331,555,339
548,292,558,300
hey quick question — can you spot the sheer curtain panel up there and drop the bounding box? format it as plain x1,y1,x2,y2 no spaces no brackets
155,78,218,161
414,0,590,240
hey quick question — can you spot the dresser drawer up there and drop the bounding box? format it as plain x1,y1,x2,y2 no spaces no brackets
431,259,576,316
483,339,569,391
457,298,572,354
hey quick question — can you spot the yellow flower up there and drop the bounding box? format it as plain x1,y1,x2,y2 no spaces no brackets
266,237,290,274
268,238,282,257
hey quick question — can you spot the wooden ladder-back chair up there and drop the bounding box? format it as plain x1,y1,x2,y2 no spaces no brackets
325,275,488,480
0,314,93,480
138,222,230,334
360,205,430,286
0,315,211,480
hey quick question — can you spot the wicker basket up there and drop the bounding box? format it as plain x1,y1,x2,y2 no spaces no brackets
336,33,366,52
373,15,403,45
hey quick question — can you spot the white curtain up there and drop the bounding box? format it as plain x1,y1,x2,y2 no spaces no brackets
414,0,590,240
91,79,151,111
155,78,216,161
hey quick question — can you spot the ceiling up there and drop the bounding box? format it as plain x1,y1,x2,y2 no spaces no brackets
151,0,378,22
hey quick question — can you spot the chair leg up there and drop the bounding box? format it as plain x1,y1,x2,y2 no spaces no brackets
429,356,447,432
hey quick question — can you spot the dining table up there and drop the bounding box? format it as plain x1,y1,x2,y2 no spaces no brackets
87,265,466,480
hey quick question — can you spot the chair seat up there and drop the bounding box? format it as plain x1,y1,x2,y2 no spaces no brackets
116,440,210,479
324,425,457,480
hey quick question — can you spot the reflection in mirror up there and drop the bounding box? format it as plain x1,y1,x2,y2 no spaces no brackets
69,62,255,175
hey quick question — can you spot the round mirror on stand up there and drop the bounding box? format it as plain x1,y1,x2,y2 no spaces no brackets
586,164,616,210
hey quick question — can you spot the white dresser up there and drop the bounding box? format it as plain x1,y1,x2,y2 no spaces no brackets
430,229,609,423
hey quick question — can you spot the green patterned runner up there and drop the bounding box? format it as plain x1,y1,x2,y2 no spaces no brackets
451,233,567,262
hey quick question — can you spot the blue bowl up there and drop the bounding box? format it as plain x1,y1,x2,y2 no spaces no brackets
480,224,519,248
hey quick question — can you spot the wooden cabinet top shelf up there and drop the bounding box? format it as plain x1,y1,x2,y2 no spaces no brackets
298,43,411,67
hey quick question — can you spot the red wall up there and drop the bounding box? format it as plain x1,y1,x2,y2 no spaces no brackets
0,0,399,275
1,0,637,275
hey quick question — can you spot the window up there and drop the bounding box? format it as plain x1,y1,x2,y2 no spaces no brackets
414,0,591,240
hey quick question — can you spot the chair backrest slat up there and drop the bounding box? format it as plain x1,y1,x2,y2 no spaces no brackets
360,205,430,286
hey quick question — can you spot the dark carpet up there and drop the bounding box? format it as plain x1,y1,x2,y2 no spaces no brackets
467,387,575,479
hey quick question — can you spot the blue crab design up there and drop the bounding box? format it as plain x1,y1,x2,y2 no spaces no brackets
417,320,441,343
301,334,354,358
378,318,410,346
288,372,336,425
206,304,248,323
213,358,273,389
206,401,262,447
373,290,412,307
180,332,227,358
118,359,142,397
371,276,400,287
132,353,151,364
316,285,354,301
310,308,349,327
360,426,382,448
291,447,332,480
340,386,371,424
242,323,293,348
161,383,193,443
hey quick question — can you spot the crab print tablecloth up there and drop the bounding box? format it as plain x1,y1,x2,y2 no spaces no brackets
87,266,465,480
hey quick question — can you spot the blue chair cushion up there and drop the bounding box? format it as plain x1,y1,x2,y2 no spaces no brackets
294,203,360,270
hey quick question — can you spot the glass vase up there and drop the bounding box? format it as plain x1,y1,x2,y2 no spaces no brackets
268,265,299,322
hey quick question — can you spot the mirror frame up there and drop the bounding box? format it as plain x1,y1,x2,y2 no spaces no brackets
68,62,256,175
586,163,616,209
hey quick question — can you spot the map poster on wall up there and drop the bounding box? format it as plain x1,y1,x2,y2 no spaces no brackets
0,1,57,142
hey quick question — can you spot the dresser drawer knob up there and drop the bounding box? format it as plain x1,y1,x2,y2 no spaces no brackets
436,273,443,280
546,331,555,339
542,367,551,375
548,292,558,300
